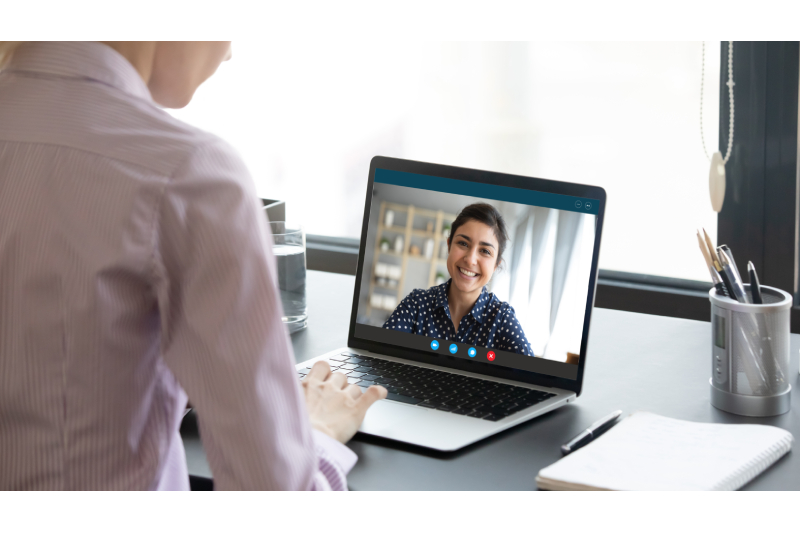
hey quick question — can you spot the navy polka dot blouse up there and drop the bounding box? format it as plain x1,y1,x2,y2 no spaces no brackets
382,279,534,356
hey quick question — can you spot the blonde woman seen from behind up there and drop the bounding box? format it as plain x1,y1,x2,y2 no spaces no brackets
0,41,386,490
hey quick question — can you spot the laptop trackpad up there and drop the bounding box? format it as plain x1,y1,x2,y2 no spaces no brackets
359,399,420,435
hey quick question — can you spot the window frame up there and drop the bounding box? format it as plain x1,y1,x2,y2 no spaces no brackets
717,41,800,330
305,42,800,331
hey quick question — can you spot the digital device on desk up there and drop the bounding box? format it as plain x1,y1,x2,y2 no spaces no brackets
296,156,606,451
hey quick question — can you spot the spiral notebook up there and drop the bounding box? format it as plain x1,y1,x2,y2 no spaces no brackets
536,411,793,491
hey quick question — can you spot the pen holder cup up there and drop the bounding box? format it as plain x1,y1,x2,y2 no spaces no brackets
709,285,792,417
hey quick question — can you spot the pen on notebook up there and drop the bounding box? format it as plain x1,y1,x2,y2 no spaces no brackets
748,261,763,304
697,231,726,296
718,246,749,303
702,228,736,299
561,410,623,456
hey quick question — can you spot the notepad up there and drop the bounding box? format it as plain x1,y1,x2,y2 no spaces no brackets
536,411,793,491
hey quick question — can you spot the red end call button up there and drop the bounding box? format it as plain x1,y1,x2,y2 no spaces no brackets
487,351,496,361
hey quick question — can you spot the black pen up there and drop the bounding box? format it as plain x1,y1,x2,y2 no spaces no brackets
748,261,763,304
561,410,623,455
718,247,748,302
717,265,737,300
703,229,734,298
719,245,742,282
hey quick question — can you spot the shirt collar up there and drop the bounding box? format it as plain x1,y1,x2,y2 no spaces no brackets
433,279,489,324
7,42,152,102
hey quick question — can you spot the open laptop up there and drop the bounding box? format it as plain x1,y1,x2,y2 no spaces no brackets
297,156,606,451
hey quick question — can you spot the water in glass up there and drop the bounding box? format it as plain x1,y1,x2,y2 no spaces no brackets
269,219,308,333
274,244,307,332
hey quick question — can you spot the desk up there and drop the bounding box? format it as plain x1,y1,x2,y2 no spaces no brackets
181,270,800,490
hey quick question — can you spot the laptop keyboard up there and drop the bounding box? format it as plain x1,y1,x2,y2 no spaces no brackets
297,352,556,422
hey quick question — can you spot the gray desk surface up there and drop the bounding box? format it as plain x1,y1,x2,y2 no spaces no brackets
181,270,800,490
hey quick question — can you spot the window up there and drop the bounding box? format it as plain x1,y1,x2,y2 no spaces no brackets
169,41,719,278
168,41,427,238
168,41,800,328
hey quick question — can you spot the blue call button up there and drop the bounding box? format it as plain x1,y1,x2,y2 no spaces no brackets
468,347,476,357
449,344,458,354
430,340,439,350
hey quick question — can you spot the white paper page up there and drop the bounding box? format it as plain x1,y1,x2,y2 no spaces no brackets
538,411,793,491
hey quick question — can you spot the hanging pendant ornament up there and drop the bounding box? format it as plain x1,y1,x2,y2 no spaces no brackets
701,41,735,213
709,151,726,212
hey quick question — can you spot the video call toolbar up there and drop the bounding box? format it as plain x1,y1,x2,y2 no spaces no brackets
354,324,579,380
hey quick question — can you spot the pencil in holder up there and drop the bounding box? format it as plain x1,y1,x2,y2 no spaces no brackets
709,285,791,417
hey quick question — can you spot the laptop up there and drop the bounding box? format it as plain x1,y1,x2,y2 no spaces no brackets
297,156,606,451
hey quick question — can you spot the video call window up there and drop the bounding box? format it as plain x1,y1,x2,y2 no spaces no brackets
356,170,597,367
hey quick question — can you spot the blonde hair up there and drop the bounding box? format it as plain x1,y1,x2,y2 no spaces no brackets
0,42,25,69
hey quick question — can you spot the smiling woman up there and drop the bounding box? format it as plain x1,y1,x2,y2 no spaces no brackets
382,203,534,356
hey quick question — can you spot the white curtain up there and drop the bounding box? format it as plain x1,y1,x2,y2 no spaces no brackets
491,203,596,361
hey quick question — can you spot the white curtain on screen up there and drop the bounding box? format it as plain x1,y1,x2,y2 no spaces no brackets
491,203,595,362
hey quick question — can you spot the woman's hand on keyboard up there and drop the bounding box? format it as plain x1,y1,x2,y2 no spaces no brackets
302,360,388,443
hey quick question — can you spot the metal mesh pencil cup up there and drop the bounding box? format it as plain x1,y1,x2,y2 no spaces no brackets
709,285,791,417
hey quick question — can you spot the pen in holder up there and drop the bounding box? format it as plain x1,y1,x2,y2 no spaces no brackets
709,285,791,417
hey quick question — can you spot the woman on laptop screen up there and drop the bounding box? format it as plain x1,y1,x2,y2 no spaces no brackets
383,203,534,356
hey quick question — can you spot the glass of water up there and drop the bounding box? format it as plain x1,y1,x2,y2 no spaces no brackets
269,221,308,333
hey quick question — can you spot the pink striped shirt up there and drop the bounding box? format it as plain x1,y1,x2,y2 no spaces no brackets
0,41,355,490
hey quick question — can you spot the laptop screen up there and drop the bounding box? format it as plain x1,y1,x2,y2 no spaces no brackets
352,162,603,382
